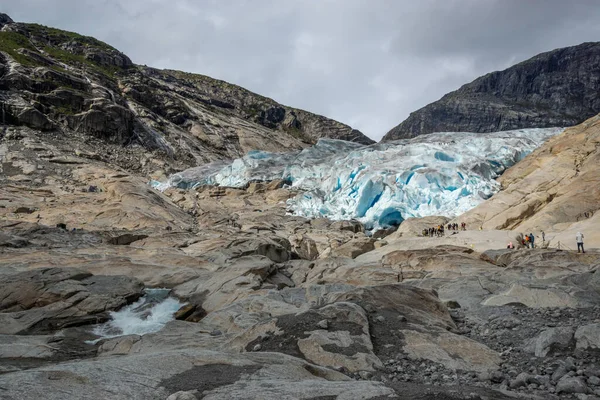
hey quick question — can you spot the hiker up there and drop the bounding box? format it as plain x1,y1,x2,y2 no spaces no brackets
529,233,535,248
507,242,514,249
524,234,530,248
541,231,546,242
576,232,585,253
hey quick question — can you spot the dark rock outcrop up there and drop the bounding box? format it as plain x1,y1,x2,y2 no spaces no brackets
0,13,13,28
383,42,600,140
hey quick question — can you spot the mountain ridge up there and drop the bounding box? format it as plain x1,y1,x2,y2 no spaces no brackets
0,13,373,176
382,41,600,141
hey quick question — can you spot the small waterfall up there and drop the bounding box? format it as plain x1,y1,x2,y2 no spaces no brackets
90,289,184,341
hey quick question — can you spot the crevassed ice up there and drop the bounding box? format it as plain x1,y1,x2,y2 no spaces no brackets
153,128,563,230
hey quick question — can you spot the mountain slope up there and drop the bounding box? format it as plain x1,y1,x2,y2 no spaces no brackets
455,113,600,248
383,42,600,141
0,13,372,175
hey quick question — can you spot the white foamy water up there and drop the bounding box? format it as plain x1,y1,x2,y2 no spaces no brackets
89,289,184,341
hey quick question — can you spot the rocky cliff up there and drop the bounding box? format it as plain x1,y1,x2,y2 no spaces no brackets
0,13,372,175
383,42,600,141
456,113,600,247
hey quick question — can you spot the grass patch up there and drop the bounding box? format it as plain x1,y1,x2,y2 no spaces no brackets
243,103,263,117
54,104,80,115
0,31,38,66
285,126,313,143
24,23,117,52
42,45,120,77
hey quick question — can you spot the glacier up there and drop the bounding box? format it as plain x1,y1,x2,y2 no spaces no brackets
153,128,563,231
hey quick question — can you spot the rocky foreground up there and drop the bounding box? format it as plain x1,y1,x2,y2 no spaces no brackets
1,123,599,399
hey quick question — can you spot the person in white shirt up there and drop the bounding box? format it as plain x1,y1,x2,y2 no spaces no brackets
576,232,585,253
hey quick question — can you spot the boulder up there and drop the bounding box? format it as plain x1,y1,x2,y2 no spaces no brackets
575,323,600,350
524,327,575,357
292,235,319,260
331,237,376,259
330,220,364,233
556,376,590,394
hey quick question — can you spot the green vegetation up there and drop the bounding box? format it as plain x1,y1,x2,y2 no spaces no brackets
243,103,263,117
54,104,80,115
0,27,120,78
284,126,313,144
23,23,117,52
0,31,37,66
41,44,119,77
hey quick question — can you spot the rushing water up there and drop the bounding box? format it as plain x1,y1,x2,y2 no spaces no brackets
89,288,184,342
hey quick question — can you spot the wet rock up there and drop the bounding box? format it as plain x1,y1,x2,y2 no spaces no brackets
98,335,142,356
0,268,144,334
174,304,196,320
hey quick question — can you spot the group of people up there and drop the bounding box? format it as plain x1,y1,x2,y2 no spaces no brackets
422,222,467,238
506,231,586,253
508,232,541,249
446,222,467,231
423,225,445,237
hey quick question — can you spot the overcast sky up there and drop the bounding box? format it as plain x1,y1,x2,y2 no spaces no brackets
3,0,600,140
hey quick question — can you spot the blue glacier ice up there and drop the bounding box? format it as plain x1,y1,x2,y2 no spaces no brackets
153,128,563,230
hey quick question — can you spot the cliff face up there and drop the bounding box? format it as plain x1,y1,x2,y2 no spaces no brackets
383,42,600,141
0,14,372,174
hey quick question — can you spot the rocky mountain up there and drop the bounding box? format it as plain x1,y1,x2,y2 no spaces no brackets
2,12,600,400
383,42,600,141
0,13,372,176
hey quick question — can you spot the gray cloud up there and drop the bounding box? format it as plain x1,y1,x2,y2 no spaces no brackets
3,0,600,139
